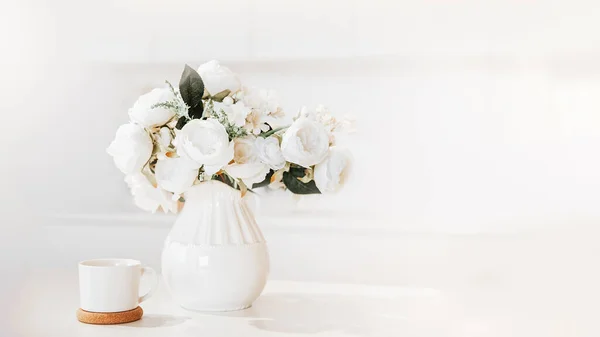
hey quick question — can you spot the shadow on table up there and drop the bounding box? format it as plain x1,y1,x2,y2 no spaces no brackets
214,293,407,336
123,314,190,328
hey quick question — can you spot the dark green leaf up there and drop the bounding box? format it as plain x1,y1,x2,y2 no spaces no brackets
252,170,274,189
175,116,188,130
288,165,306,177
212,174,238,190
212,89,231,102
283,171,321,195
179,64,205,119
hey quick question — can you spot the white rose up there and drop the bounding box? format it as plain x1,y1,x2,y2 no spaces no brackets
214,101,251,127
107,123,153,175
155,157,198,194
197,60,241,96
314,148,351,193
281,117,330,168
177,119,234,175
225,137,269,186
128,87,177,127
125,173,177,213
255,136,285,170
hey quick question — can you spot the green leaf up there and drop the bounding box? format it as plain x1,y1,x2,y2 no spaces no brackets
212,173,237,190
259,125,289,138
283,171,321,195
288,166,306,177
212,89,231,102
252,170,274,189
179,64,205,119
175,116,188,130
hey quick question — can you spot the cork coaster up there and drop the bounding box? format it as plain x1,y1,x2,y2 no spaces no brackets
76,306,143,325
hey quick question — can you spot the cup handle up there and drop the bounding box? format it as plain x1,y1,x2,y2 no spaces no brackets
139,266,159,304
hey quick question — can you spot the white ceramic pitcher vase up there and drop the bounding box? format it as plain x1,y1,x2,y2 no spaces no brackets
161,180,269,311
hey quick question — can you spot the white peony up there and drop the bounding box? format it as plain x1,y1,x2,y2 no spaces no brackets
255,136,285,170
214,101,251,127
154,157,198,194
125,173,177,213
128,87,177,127
313,148,352,193
107,123,153,175
176,119,234,175
225,136,269,186
197,60,241,96
281,117,330,168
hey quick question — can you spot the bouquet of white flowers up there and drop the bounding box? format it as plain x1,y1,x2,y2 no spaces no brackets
108,61,353,213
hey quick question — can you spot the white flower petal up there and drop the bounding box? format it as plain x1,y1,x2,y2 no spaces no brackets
204,141,234,175
125,173,178,213
128,87,177,127
226,162,270,186
281,117,330,168
107,123,153,175
214,101,251,127
177,119,234,173
157,127,172,148
203,164,223,176
314,148,351,193
197,60,241,96
242,87,280,114
255,136,285,170
233,136,259,164
155,157,198,194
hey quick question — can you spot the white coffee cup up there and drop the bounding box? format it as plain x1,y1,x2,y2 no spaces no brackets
79,258,158,313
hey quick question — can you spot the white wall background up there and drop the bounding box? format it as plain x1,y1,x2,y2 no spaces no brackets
3,0,600,234
5,5,600,333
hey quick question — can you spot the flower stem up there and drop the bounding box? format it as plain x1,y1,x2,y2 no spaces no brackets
260,125,289,138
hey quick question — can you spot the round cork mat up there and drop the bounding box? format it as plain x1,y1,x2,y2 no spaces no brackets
76,306,143,325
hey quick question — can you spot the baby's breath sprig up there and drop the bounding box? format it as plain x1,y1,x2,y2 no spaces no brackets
165,80,177,95
149,80,189,119
205,99,248,140
151,101,184,111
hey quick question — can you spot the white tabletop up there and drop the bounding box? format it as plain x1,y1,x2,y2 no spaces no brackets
8,266,600,337
6,223,600,337
10,270,437,337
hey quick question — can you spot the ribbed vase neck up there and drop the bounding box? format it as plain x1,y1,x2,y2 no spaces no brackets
167,181,265,245
183,180,240,205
